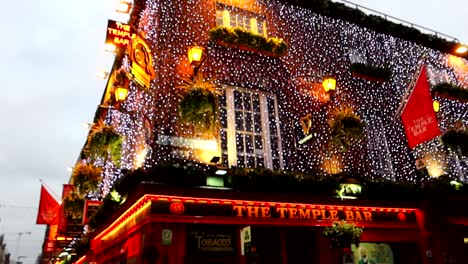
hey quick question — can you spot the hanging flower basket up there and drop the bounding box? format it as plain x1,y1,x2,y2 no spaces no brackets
433,82,468,103
350,63,391,82
85,120,123,166
328,107,364,151
178,73,220,135
323,220,363,248
72,163,102,194
63,192,85,219
209,26,288,57
441,127,468,156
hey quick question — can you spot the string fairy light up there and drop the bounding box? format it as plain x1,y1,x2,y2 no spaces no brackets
86,0,468,196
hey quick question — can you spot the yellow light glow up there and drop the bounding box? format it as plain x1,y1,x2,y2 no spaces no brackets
455,45,468,54
96,70,109,79
433,101,440,112
115,87,128,102
187,46,204,64
116,1,132,13
322,77,336,92
105,43,117,52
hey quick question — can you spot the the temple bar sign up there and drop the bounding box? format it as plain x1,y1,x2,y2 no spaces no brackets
233,205,373,221
105,19,135,47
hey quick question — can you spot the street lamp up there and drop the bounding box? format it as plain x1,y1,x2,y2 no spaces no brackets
14,232,31,263
455,44,468,55
116,1,132,14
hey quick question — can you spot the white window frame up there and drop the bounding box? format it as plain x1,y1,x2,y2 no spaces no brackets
215,3,267,37
220,85,283,170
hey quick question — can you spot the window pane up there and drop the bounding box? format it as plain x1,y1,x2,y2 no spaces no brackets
234,90,243,110
273,159,281,170
216,10,223,26
245,112,253,132
270,138,279,157
255,135,263,150
235,111,244,131
252,94,260,112
247,156,256,167
220,130,228,151
254,113,262,133
220,107,227,128
245,134,253,154
219,92,226,107
236,133,245,152
243,93,252,111
222,154,228,167
269,118,277,135
267,97,276,115
257,157,264,167
237,155,245,167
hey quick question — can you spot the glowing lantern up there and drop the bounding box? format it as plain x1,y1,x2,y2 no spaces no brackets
116,1,132,14
433,100,440,112
322,77,336,92
187,45,204,64
455,45,468,55
115,87,129,102
105,43,117,52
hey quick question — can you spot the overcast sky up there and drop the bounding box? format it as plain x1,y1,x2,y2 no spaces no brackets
0,0,467,263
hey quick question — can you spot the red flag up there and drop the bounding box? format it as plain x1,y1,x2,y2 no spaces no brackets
36,185,60,225
401,65,441,148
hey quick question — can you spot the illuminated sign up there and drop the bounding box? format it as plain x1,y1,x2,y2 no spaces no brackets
105,20,135,48
129,34,156,88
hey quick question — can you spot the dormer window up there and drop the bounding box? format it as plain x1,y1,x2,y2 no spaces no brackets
216,3,267,37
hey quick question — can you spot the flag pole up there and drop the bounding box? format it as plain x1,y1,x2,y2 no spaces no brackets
39,179,61,202
393,54,427,121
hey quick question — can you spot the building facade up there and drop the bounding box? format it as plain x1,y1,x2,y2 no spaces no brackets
68,0,468,263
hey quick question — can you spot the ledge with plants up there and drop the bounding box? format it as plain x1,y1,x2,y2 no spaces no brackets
209,26,288,57
350,62,392,82
433,82,468,103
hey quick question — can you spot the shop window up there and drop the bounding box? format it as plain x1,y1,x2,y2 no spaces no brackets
216,3,267,36
219,86,283,170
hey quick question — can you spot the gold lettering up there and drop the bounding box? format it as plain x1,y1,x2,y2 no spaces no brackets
311,209,321,219
345,211,354,221
276,208,288,218
233,206,245,217
355,211,363,221
298,208,311,219
363,211,372,221
260,207,271,217
321,210,331,220
329,210,339,221
289,208,298,219
246,206,259,217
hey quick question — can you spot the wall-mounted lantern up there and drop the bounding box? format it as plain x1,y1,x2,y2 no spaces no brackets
187,45,205,65
322,77,336,92
116,1,132,14
115,87,129,102
455,44,468,55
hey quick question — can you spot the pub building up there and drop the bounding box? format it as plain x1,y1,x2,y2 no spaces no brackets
67,0,468,263
85,183,423,264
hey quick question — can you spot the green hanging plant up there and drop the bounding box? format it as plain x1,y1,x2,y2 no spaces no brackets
85,120,123,166
328,107,364,151
72,163,102,194
350,62,392,82
433,82,468,102
323,220,363,248
441,127,468,156
178,73,220,134
63,192,85,219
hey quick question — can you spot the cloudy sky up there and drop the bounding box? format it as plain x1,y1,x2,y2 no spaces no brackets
0,0,467,263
